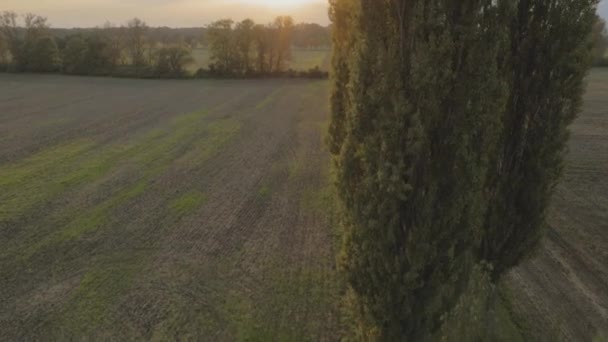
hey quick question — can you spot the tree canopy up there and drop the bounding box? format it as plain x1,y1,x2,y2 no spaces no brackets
329,0,598,339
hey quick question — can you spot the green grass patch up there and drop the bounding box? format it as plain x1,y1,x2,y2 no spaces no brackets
255,88,284,110
62,253,146,334
594,332,608,342
133,110,210,170
169,191,207,217
177,117,241,166
0,141,95,222
301,186,334,216
257,185,272,199
0,140,93,187
287,156,305,181
22,179,148,260
223,265,339,341
0,108,215,225
60,179,147,241
9,106,240,262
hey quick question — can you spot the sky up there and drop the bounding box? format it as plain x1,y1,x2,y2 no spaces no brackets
1,0,607,29
601,0,608,20
0,0,330,28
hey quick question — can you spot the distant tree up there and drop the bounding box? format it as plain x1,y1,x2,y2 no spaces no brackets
145,34,159,67
184,35,195,49
272,16,294,72
21,13,58,72
207,19,237,74
126,18,148,72
0,11,21,69
235,19,255,74
155,43,193,77
62,32,117,75
84,33,118,75
102,22,126,66
0,31,9,68
592,15,608,65
62,35,87,74
27,35,59,72
253,23,271,74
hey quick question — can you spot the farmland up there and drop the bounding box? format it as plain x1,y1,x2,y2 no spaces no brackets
0,74,338,340
190,48,331,73
0,69,607,340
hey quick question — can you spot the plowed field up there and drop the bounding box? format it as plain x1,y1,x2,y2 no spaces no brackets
1,70,607,341
0,74,339,340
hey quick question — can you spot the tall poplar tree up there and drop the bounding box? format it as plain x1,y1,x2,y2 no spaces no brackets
330,0,507,339
329,0,597,339
481,0,598,279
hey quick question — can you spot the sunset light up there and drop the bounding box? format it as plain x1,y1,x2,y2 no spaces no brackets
0,0,605,340
239,0,320,7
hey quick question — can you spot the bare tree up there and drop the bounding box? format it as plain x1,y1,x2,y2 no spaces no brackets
126,18,148,72
102,21,126,66
253,24,270,73
273,16,294,72
0,31,8,67
207,19,236,73
235,19,255,74
0,11,20,66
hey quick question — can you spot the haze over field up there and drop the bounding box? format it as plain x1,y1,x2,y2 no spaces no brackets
0,0,329,27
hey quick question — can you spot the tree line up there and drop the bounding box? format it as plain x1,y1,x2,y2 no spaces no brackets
593,15,608,65
206,16,304,76
47,22,331,50
0,11,329,78
329,0,597,340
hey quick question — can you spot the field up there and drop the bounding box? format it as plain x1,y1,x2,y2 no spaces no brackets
0,69,607,340
0,75,339,340
190,48,331,73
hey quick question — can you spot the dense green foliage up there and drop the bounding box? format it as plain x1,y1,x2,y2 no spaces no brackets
329,0,597,340
481,1,598,279
25,35,60,72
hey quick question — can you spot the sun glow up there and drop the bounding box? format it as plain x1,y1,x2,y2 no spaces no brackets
239,0,320,7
